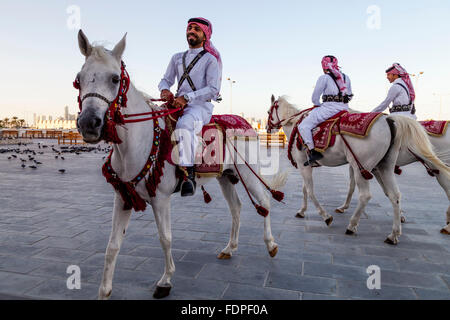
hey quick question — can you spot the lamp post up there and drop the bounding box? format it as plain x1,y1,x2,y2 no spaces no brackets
227,77,236,114
433,93,450,119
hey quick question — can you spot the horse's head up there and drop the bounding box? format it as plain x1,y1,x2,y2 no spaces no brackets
75,30,127,143
266,94,282,133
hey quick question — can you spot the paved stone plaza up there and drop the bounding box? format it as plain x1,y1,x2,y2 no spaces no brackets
0,139,449,300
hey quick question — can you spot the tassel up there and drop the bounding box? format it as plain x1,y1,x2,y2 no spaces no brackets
270,190,284,202
255,204,269,217
394,165,402,175
201,186,212,203
360,169,373,180
426,168,439,177
113,109,125,125
104,120,122,144
124,183,147,212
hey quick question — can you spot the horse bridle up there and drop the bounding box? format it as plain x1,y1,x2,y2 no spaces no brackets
267,100,312,133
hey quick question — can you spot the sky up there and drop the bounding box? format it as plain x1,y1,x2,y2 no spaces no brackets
1,0,450,124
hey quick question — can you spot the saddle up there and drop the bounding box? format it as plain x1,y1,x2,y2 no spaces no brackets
288,109,383,168
419,120,449,137
163,113,258,178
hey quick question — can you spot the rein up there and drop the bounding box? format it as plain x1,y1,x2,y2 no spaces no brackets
267,100,310,132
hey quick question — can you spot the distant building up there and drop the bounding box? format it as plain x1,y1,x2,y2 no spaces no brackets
65,106,69,120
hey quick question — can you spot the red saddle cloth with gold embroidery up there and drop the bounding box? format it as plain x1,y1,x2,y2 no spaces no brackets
288,110,383,167
164,114,257,176
419,120,449,136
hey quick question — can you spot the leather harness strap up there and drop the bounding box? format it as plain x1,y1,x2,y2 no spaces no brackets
177,49,207,93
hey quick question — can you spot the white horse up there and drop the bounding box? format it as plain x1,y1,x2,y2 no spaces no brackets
335,124,450,234
75,30,286,299
267,95,450,244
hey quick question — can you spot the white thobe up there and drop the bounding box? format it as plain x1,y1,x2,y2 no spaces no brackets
298,73,352,150
159,47,222,166
371,78,416,119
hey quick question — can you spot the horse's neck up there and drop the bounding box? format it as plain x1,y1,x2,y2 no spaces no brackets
111,84,154,180
280,104,301,140
282,122,295,140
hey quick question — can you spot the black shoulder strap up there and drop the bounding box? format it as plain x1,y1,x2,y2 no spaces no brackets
395,82,411,105
326,73,343,96
177,50,208,93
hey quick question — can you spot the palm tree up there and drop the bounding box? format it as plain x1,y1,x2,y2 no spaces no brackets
11,117,18,128
3,118,9,128
18,119,25,128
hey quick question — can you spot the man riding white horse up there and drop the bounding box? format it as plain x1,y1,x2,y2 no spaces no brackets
372,63,416,119
158,17,222,196
298,55,353,166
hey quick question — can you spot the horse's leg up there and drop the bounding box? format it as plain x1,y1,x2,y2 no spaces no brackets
216,176,242,259
345,169,371,235
98,194,132,300
373,168,402,244
300,166,333,226
151,194,175,299
244,171,278,257
336,165,355,214
296,183,308,218
436,174,450,234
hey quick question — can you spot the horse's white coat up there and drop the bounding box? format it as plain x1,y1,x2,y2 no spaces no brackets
75,31,287,299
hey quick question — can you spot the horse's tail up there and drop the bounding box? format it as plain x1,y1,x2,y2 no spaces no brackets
389,115,450,179
262,171,289,191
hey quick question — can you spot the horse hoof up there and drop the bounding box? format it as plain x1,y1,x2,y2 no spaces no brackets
345,229,354,235
325,216,333,226
295,213,305,219
217,252,232,260
269,246,278,258
335,208,345,214
401,216,406,223
440,228,450,235
153,286,171,299
384,238,397,245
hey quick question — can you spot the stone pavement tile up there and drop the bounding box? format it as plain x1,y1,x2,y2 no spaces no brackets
332,253,400,271
0,224,43,233
0,232,47,245
0,244,46,258
266,271,336,295
0,292,32,300
278,230,328,243
197,263,267,287
421,251,450,264
128,245,187,261
170,277,228,299
136,257,204,279
200,232,256,245
30,226,87,238
0,271,46,296
122,234,161,247
24,279,98,300
222,283,301,300
32,236,89,250
442,275,450,288
173,223,230,235
303,262,368,281
361,246,425,260
172,230,206,241
395,259,450,275
380,270,449,290
0,255,46,274
82,253,147,270
304,242,364,256
413,288,450,300
89,268,160,289
302,293,344,300
32,247,94,263
336,279,417,299
238,255,302,275
181,250,243,267
172,239,223,253
267,248,332,264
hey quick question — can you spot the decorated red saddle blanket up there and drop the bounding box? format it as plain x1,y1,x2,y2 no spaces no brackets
288,110,382,167
164,114,257,176
420,120,449,137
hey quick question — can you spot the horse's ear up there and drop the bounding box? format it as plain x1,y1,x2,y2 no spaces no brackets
271,94,275,104
112,33,127,61
78,29,92,57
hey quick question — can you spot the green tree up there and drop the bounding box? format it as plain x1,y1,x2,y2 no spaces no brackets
3,118,9,128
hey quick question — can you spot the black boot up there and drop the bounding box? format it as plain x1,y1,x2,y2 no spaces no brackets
181,166,196,197
304,149,324,167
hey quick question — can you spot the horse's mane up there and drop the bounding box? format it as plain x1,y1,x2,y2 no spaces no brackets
277,95,301,121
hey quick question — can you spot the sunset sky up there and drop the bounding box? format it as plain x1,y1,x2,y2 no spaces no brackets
1,0,450,124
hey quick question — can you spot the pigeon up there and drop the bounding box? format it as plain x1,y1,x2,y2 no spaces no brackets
29,165,37,169
21,164,25,168
34,161,42,165
58,169,66,173
11,155,17,158
7,156,11,160
55,156,58,159
61,156,65,160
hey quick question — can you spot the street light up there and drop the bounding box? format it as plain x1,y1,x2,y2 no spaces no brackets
410,71,424,88
433,93,450,119
227,77,236,114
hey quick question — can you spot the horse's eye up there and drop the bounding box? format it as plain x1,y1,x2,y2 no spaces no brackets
112,75,120,84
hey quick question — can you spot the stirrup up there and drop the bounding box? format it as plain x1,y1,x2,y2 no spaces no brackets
181,179,196,197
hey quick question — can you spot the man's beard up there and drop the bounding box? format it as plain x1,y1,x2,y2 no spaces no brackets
187,34,203,47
